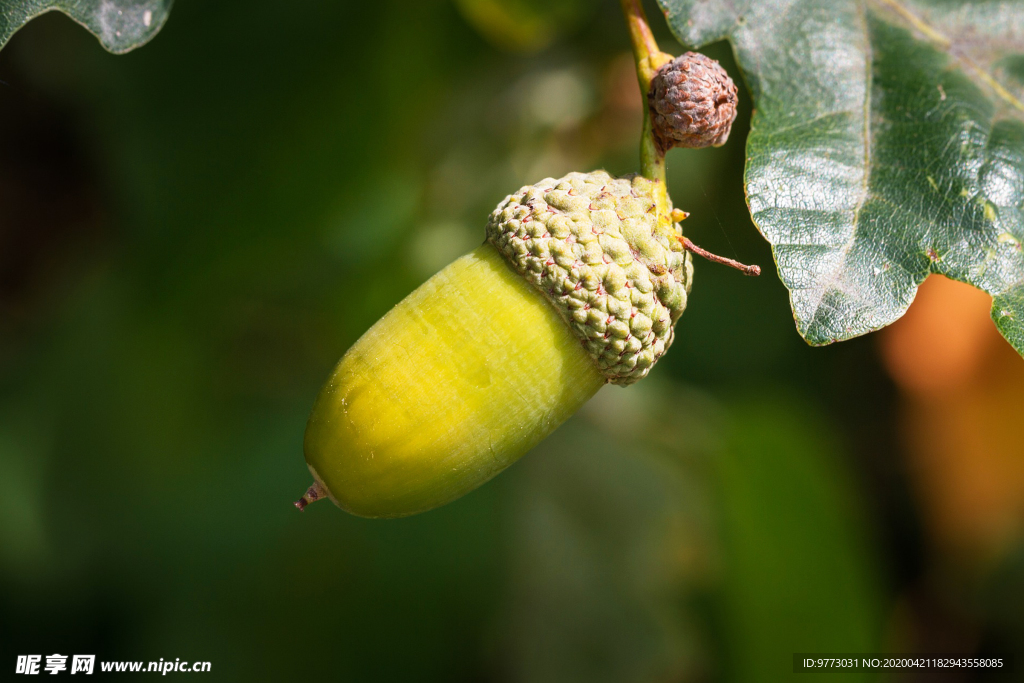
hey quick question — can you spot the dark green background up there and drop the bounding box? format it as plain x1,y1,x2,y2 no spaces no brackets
0,1,1018,680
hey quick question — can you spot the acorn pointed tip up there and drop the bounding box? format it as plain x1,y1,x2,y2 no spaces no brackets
294,482,326,512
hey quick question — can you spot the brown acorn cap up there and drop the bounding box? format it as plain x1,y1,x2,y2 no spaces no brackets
648,52,738,151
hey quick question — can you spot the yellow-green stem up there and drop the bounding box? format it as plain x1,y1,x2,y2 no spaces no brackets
619,0,673,211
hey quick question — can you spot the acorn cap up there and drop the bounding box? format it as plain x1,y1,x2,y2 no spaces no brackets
648,52,738,150
486,170,692,385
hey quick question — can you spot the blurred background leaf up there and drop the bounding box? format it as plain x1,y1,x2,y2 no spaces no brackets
715,397,881,682
453,0,591,53
659,0,1024,357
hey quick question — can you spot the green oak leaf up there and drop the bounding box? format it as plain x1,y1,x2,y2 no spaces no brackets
0,0,171,54
658,0,1024,354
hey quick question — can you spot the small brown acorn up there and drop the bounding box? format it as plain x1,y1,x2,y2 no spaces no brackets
648,52,738,151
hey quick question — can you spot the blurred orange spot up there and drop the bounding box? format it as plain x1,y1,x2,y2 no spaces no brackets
880,275,1024,566
879,275,997,395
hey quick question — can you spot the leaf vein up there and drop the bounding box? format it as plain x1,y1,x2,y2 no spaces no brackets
869,0,1024,117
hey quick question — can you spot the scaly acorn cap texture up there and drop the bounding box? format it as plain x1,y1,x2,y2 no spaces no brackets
486,170,693,385
648,52,738,151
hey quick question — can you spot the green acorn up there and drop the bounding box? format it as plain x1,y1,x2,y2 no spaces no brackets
298,170,693,518
296,1,758,518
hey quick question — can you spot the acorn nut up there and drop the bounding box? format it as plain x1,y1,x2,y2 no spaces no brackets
298,170,692,518
649,52,739,151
